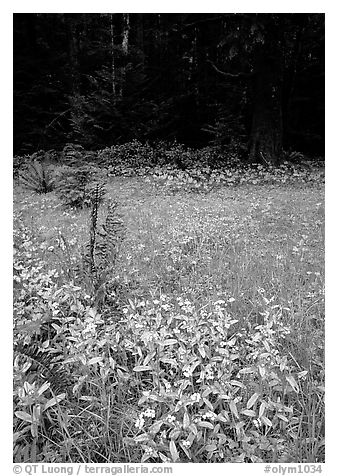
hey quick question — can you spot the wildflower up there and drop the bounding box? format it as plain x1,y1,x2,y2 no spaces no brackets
227,297,235,303
202,411,216,421
190,393,201,403
143,408,156,418
144,446,156,456
135,415,145,429
183,368,193,378
181,440,191,448
166,415,176,423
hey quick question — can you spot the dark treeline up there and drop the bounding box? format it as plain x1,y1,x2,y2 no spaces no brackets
14,13,324,163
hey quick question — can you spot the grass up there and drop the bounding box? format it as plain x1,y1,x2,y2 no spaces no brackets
13,171,324,463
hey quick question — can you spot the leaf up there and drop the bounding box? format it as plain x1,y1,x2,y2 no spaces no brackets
134,434,149,443
15,411,32,423
183,412,190,429
149,420,163,435
162,339,178,346
159,358,177,367
169,440,180,462
239,367,255,374
180,442,192,459
197,421,214,430
133,365,152,372
203,397,214,411
258,365,266,378
189,423,198,435
144,352,156,366
229,400,239,419
260,416,272,427
217,413,230,423
229,380,245,388
247,392,260,409
37,381,51,396
241,409,256,417
285,375,299,393
205,443,217,452
44,393,66,410
259,401,266,418
88,357,103,365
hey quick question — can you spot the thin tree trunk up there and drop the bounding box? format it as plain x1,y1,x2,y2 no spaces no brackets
122,13,130,55
110,14,116,98
119,13,130,98
135,13,145,66
67,15,82,136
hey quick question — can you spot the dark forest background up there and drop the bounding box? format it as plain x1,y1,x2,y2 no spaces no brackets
13,13,324,163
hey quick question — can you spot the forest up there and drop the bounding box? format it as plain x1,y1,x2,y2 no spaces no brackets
14,13,324,162
13,13,325,466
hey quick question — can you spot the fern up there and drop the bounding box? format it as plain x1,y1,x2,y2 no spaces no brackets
96,201,125,271
20,161,55,194
14,343,72,395
55,165,105,208
81,186,125,308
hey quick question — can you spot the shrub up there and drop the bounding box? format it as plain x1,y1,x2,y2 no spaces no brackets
19,160,55,194
55,164,105,208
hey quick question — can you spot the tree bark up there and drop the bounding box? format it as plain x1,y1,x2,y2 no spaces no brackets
135,13,145,66
248,17,284,165
122,13,130,55
66,15,82,135
119,13,130,98
249,52,283,165
110,14,116,98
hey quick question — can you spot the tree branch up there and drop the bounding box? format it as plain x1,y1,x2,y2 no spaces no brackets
207,60,253,79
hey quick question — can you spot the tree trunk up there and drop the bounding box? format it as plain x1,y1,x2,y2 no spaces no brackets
135,13,145,66
248,16,284,166
110,14,116,98
249,51,283,165
66,15,82,135
122,13,130,55
119,13,130,98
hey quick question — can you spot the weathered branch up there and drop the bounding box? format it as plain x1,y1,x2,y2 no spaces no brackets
207,60,253,79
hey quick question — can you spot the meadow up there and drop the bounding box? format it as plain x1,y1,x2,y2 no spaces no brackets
13,151,325,464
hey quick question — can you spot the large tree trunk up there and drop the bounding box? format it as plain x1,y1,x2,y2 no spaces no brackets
248,17,284,166
249,51,283,165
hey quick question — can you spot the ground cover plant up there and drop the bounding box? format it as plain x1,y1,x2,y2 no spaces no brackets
13,144,324,464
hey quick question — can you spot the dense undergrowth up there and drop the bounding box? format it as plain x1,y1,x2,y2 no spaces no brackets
13,142,324,463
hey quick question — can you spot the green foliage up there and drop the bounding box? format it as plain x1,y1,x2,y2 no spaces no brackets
55,165,106,208
61,143,97,166
13,151,324,463
19,160,55,194
115,295,306,462
14,343,72,395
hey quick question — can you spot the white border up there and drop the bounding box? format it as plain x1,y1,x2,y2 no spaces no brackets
3,3,335,474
